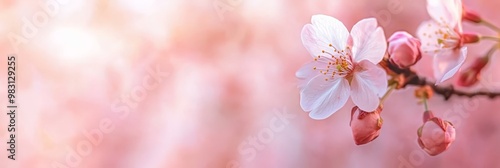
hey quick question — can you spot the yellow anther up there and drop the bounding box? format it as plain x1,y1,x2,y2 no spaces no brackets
437,39,445,45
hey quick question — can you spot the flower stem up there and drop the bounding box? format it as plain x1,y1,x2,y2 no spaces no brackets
485,44,499,59
481,35,500,42
380,83,397,104
422,97,429,111
481,19,500,32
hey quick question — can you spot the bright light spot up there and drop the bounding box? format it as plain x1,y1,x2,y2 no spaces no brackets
115,0,158,15
48,27,100,63
55,0,96,23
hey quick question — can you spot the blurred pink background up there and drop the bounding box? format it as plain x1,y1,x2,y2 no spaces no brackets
1,0,500,167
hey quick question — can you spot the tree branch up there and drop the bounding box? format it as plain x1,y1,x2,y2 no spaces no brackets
383,59,500,100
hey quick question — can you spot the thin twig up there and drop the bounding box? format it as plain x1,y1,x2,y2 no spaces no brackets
481,35,500,42
481,19,500,32
384,59,500,100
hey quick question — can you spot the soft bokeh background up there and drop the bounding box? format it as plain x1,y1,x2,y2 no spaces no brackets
1,0,500,167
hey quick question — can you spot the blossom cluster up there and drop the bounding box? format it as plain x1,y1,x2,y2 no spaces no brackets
296,0,499,155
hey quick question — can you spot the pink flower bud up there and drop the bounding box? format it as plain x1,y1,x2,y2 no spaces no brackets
422,111,435,123
417,115,456,156
350,106,383,145
461,33,480,44
388,31,422,69
462,7,482,23
457,57,489,87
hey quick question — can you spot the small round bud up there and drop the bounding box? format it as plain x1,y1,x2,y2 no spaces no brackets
457,57,489,87
350,106,383,145
462,8,482,23
417,117,456,156
388,31,422,69
461,33,480,44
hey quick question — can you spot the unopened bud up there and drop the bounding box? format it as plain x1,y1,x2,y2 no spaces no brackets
417,116,456,156
457,56,489,87
350,106,383,145
462,8,482,23
388,31,422,69
461,33,480,44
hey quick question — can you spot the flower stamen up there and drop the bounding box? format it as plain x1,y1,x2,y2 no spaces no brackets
313,46,354,79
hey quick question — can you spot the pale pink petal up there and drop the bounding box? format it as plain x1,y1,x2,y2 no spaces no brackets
350,18,387,64
456,19,463,33
417,20,442,53
300,75,334,111
311,15,349,50
301,24,328,57
296,61,325,79
301,24,332,58
420,121,445,151
296,61,325,89
307,77,350,120
433,47,467,84
444,125,456,144
350,60,388,112
427,0,462,27
301,15,349,58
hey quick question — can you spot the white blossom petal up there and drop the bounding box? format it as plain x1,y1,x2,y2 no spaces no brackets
433,47,467,84
300,75,350,119
296,61,324,79
417,20,442,53
301,15,349,58
427,0,462,27
350,60,388,112
302,24,330,58
351,18,387,64
296,61,325,89
417,20,461,55
311,15,349,50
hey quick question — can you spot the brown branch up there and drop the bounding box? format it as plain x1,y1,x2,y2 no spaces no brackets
382,59,500,100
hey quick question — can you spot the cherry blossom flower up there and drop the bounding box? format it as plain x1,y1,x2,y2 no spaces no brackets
296,15,388,120
417,0,479,83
